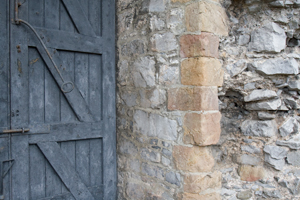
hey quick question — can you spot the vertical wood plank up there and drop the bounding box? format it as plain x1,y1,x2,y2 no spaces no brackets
45,0,60,29
88,0,101,36
88,55,102,121
45,0,60,123
59,1,76,32
38,142,95,200
87,0,102,119
0,137,9,199
28,48,45,124
75,140,90,187
0,0,9,129
102,0,117,199
75,0,89,104
28,0,44,124
90,139,102,186
75,53,89,102
59,1,76,122
10,0,29,128
45,161,62,197
11,135,29,200
29,145,46,199
60,141,75,193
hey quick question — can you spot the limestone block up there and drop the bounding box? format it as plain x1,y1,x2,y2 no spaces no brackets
151,32,178,52
185,2,228,36
173,146,214,172
168,87,219,111
226,60,247,77
277,134,300,149
265,154,285,171
134,110,178,141
139,88,166,109
181,57,223,86
241,120,278,137
141,148,161,163
184,171,221,193
244,89,277,102
180,192,221,200
183,112,221,146
180,33,219,58
249,22,286,53
168,8,184,35
166,171,182,186
234,154,261,166
287,151,300,166
241,145,261,154
264,145,288,160
239,165,265,182
132,56,156,87
141,163,164,179
255,58,299,75
149,0,166,12
121,40,145,57
126,182,145,199
279,117,299,137
245,98,282,111
159,65,179,86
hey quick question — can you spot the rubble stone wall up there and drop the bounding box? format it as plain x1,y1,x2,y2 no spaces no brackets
116,0,227,199
219,0,300,199
117,0,300,199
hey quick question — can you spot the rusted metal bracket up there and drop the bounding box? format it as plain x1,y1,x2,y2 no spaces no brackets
1,128,29,134
14,0,75,94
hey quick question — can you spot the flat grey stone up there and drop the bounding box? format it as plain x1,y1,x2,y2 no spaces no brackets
244,82,256,90
245,98,281,111
277,134,300,149
149,0,166,12
241,120,278,137
244,89,277,102
141,163,164,179
132,56,156,87
151,32,178,52
165,171,181,186
287,151,300,166
264,154,285,170
226,60,247,77
120,91,138,107
258,112,276,120
264,145,288,159
269,1,285,7
234,154,261,165
141,148,160,163
249,23,286,53
241,145,261,154
139,88,166,109
284,98,300,110
279,117,299,137
134,110,177,141
263,190,282,198
288,81,300,90
236,190,252,199
255,58,299,75
239,34,251,46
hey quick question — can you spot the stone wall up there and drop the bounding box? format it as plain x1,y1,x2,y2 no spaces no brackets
117,0,300,199
116,0,228,199
218,0,300,199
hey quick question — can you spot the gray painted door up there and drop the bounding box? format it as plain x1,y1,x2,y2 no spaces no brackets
0,0,116,199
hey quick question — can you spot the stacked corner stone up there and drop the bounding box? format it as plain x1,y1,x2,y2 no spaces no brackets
169,0,228,199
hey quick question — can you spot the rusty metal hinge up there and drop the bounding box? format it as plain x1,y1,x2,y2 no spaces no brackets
1,128,29,134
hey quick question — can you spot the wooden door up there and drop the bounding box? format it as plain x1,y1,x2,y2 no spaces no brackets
0,0,116,199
